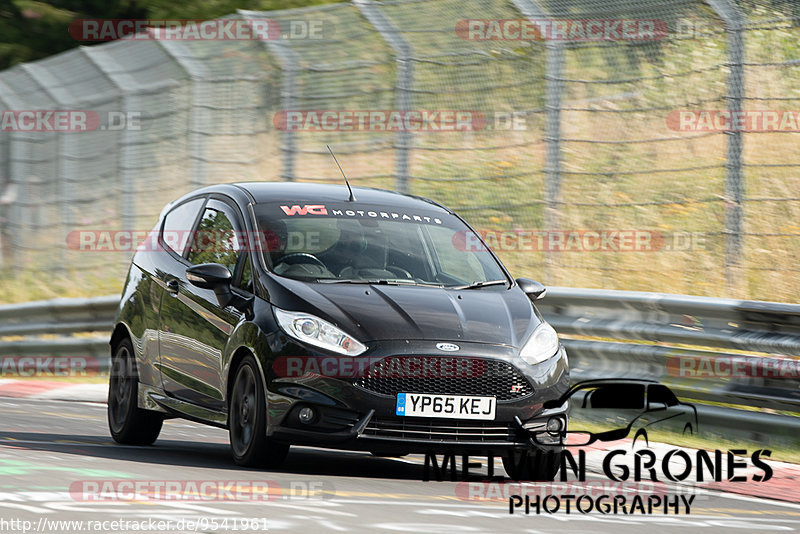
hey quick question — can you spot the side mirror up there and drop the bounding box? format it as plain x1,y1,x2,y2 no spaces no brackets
186,263,232,289
516,278,547,300
186,263,234,307
648,402,668,412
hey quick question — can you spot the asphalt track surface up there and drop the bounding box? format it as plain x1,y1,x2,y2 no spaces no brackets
0,397,798,534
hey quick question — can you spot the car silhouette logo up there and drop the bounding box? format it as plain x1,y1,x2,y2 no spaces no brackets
436,343,460,352
534,379,698,449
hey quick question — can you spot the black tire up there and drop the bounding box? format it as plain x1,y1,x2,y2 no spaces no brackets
502,448,562,481
229,355,289,467
108,338,163,445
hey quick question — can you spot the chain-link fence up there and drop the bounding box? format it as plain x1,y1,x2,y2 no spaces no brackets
0,0,798,303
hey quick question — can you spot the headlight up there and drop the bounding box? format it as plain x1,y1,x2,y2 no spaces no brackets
519,322,560,365
274,309,367,356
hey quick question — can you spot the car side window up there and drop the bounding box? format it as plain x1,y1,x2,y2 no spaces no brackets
587,383,645,409
186,202,241,275
648,384,679,407
161,198,205,256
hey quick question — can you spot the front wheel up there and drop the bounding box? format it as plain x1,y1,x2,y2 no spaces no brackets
107,338,163,445
229,356,289,467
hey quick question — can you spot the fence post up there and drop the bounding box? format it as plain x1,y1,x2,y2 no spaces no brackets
271,45,299,182
239,10,299,182
21,64,68,267
81,48,134,234
152,38,208,188
706,0,745,294
511,0,564,282
354,0,413,194
0,183,14,269
0,88,9,268
0,80,24,267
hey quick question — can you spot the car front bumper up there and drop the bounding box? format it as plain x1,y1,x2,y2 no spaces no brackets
265,342,570,454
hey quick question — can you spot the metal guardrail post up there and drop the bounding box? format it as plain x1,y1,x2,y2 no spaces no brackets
354,0,413,194
20,64,68,266
511,0,564,282
0,101,10,268
154,37,208,188
0,86,9,268
0,80,20,268
80,48,134,233
706,0,746,295
273,46,299,182
543,45,565,282
239,10,299,182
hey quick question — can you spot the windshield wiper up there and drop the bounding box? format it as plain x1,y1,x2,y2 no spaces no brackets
450,279,509,290
317,278,372,284
317,278,443,287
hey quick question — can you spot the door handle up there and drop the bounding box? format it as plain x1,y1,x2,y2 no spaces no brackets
166,279,180,295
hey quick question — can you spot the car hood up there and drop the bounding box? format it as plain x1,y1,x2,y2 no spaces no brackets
266,278,539,347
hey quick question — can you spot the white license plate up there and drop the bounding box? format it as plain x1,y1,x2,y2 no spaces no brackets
395,393,496,420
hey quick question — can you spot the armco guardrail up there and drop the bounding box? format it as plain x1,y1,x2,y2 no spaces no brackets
0,296,116,366
0,295,118,337
538,287,800,413
0,288,799,443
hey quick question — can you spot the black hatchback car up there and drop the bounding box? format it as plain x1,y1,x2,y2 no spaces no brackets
108,182,569,475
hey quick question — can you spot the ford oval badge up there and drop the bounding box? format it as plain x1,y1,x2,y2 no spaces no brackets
436,343,460,352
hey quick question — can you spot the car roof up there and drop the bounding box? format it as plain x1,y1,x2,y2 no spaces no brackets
234,182,451,213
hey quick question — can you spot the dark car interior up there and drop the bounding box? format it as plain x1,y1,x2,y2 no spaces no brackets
258,216,467,285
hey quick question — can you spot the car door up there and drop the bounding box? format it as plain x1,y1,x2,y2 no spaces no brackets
157,197,247,410
131,197,206,388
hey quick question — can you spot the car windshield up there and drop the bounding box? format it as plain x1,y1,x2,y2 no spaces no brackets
253,202,507,288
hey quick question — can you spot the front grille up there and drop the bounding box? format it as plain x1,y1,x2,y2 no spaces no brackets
363,417,520,443
354,357,533,402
